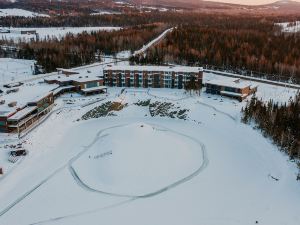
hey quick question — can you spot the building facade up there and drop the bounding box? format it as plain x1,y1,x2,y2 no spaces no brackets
103,66,203,89
0,93,54,133
44,75,106,96
205,78,257,101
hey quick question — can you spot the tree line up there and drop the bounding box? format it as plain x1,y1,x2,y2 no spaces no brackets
242,94,300,179
0,23,168,72
130,24,300,83
1,12,299,28
2,12,300,81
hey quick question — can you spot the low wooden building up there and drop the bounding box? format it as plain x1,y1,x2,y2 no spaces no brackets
0,93,54,133
205,78,257,101
45,75,105,96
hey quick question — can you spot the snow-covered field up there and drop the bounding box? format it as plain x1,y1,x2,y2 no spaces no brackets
0,68,299,225
0,58,36,84
0,27,121,42
0,8,49,17
276,21,300,33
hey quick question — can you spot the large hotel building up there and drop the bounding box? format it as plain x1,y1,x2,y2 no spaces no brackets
103,65,203,89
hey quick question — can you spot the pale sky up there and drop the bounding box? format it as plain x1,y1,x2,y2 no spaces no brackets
208,0,300,5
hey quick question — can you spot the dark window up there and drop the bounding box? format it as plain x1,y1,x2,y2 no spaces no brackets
153,74,160,88
178,75,183,89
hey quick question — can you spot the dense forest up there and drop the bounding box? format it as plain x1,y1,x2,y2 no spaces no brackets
130,24,300,83
0,23,168,72
1,13,300,80
1,12,299,28
242,94,300,179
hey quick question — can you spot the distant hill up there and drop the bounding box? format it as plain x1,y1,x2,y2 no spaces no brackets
1,0,300,15
132,0,300,14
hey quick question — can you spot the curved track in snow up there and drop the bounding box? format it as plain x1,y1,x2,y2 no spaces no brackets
68,123,209,198
0,121,208,223
25,122,209,225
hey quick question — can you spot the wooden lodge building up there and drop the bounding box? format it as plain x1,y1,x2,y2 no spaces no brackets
44,74,107,97
103,65,203,89
0,69,109,134
205,78,258,101
0,92,54,133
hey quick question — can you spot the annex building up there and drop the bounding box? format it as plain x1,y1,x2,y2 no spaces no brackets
44,72,107,97
205,78,258,101
0,92,54,133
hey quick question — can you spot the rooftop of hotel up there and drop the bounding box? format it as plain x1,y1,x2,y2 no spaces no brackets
0,82,58,118
205,78,254,89
103,65,203,73
44,73,103,83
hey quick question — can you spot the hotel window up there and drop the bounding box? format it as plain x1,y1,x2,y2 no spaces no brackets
86,82,98,88
225,87,236,93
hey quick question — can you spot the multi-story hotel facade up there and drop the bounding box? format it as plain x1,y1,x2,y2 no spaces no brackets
103,65,203,89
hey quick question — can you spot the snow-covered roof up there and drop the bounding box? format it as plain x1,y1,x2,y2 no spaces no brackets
104,65,203,73
27,92,53,104
81,86,107,93
206,78,251,89
8,106,37,121
220,91,248,98
52,85,75,95
0,82,58,117
0,110,13,117
45,74,102,83
57,68,80,74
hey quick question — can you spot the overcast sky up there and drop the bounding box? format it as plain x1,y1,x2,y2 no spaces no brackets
208,0,300,5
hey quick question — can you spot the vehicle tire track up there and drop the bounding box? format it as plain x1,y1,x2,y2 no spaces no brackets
196,101,237,121
27,198,136,225
0,122,208,224
28,122,208,225
68,123,209,199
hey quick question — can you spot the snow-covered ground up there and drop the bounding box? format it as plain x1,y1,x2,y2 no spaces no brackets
0,58,36,84
0,69,299,225
0,27,121,42
275,21,300,33
0,8,49,17
90,10,122,15
72,122,204,197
